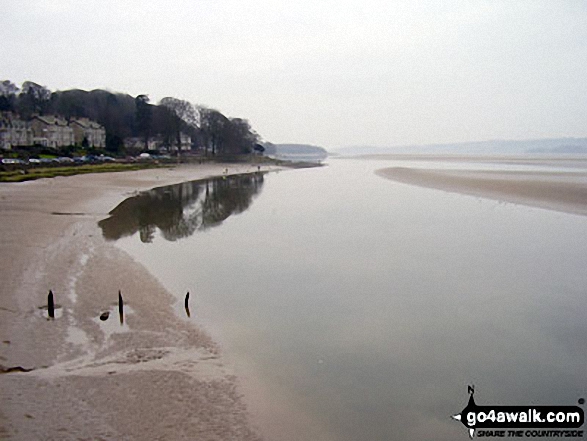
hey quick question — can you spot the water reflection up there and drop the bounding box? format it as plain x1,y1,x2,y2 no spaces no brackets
98,173,265,243
102,160,587,441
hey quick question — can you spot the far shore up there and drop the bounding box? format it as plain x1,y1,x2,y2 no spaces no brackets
376,166,587,217
0,162,288,440
359,152,587,170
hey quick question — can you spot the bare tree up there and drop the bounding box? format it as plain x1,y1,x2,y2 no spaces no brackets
159,97,198,151
226,118,259,154
135,94,152,150
0,80,19,111
0,80,19,96
21,81,51,101
159,97,198,128
199,107,228,156
18,81,51,117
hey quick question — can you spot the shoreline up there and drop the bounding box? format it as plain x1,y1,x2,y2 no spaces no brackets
0,163,284,440
376,166,587,217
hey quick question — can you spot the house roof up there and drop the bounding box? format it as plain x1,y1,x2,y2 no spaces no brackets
70,118,104,130
0,113,29,129
32,115,69,127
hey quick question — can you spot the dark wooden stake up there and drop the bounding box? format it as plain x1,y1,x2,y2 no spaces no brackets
118,290,124,325
185,292,190,318
48,290,55,319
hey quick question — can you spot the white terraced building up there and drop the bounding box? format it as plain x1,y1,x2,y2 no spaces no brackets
70,117,106,148
0,113,33,149
29,115,75,148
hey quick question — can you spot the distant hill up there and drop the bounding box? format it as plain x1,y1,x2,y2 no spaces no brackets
526,144,587,154
335,138,587,156
264,143,328,161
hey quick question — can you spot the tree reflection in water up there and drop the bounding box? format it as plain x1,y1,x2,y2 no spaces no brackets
98,173,265,243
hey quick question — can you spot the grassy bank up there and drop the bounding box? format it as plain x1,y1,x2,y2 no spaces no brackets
0,155,324,183
0,163,161,182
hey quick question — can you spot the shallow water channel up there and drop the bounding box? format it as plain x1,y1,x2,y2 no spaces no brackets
99,159,587,440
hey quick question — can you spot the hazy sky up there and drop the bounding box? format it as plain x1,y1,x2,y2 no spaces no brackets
2,0,586,148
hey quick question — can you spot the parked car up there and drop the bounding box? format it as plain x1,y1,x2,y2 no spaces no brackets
2,158,25,164
28,158,42,164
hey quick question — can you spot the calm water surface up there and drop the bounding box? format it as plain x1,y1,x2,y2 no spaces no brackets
100,159,587,440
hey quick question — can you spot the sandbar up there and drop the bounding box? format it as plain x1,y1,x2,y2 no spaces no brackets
376,166,587,216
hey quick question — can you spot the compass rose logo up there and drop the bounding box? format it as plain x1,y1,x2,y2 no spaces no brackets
452,385,477,438
451,385,584,439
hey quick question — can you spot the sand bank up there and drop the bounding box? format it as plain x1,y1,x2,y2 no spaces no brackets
376,166,587,216
0,163,280,440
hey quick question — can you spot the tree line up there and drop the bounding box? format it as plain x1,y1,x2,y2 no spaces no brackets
0,80,261,156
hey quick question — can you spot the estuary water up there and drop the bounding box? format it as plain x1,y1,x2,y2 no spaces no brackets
99,158,587,440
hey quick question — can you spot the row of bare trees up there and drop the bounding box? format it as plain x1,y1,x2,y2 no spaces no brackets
158,97,260,156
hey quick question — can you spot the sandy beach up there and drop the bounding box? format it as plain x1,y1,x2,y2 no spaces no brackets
0,163,281,440
376,165,587,217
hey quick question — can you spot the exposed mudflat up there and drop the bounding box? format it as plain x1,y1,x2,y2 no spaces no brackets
0,163,280,440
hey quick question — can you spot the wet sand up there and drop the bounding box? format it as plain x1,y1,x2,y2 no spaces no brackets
0,163,280,440
376,166,587,217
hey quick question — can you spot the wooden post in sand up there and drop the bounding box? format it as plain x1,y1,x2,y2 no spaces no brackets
185,292,190,318
48,290,55,319
118,290,124,325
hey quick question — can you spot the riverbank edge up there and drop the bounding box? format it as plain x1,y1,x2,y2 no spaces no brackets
0,161,303,440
